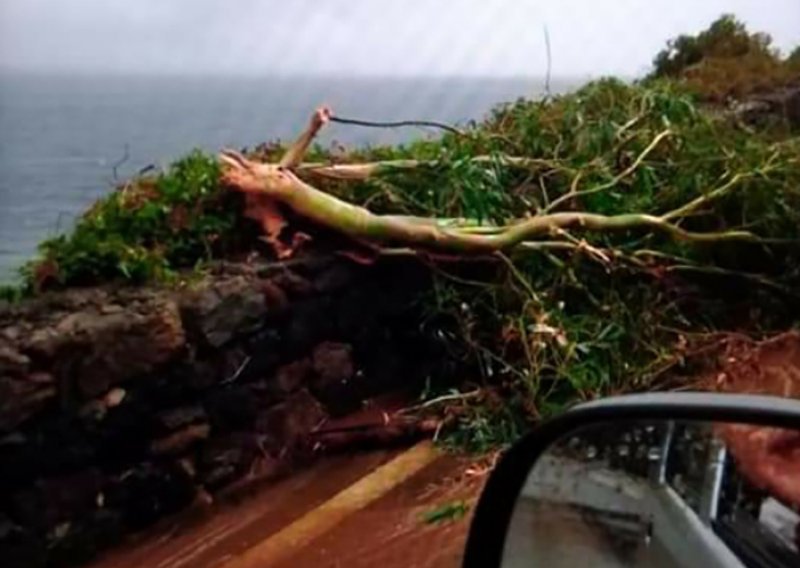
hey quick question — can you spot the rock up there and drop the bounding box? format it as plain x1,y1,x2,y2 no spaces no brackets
736,86,800,128
334,287,378,338
218,347,251,384
211,454,282,496
87,390,158,467
0,433,41,494
204,386,258,432
78,387,128,422
0,341,30,375
103,388,126,408
260,280,289,311
0,256,442,566
169,357,219,391
1,326,22,342
150,423,210,456
197,432,268,490
105,462,195,530
24,327,62,360
170,346,250,392
314,263,357,293
243,328,282,380
283,297,334,355
8,470,103,534
310,342,361,415
255,389,327,448
312,342,354,384
255,256,334,280
156,405,207,432
25,299,185,399
99,304,124,315
0,373,56,431
44,517,112,567
0,514,45,568
270,270,313,298
181,277,268,348
272,359,312,395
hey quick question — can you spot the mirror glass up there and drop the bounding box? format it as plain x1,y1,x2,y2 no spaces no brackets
502,419,800,568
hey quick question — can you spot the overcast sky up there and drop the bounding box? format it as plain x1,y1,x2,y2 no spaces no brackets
1,0,798,77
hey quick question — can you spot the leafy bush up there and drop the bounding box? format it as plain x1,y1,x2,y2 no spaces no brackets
305,79,800,449
649,14,797,102
24,151,245,289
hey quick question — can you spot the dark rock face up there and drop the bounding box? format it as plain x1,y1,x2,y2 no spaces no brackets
23,298,185,400
180,276,268,348
310,342,361,416
255,389,327,448
104,462,195,530
0,373,56,432
271,359,313,396
735,86,800,129
0,257,440,566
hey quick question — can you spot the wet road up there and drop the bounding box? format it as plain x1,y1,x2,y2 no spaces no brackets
88,442,485,568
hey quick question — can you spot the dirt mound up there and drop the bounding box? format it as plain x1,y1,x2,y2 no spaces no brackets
704,331,800,398
700,332,800,510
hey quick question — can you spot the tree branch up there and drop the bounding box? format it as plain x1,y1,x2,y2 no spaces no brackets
662,173,748,221
221,150,764,254
296,155,562,181
545,129,672,212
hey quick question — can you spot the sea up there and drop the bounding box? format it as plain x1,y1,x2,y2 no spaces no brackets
0,74,580,283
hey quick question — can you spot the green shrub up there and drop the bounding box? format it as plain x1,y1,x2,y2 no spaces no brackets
24,150,245,289
649,14,797,102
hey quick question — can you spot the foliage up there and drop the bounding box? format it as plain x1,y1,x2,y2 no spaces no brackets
649,14,798,102
12,37,800,450
20,151,250,289
651,14,776,77
420,501,470,525
0,284,24,304
788,46,800,70
303,79,800,449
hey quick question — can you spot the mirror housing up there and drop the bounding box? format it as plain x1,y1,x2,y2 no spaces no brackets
463,392,800,568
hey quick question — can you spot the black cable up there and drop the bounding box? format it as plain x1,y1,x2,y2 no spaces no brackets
329,115,464,136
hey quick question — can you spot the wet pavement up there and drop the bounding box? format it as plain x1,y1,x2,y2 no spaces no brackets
88,442,485,568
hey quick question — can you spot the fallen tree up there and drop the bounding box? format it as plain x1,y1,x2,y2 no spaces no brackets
221,110,773,256
216,80,800,448
11,79,800,449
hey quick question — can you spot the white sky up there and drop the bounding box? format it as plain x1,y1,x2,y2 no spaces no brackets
1,0,798,77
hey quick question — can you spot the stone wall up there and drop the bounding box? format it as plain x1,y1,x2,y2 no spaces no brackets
0,257,441,567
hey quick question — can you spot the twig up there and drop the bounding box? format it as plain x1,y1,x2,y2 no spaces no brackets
495,251,542,304
112,143,130,181
662,173,748,221
398,390,483,414
551,228,612,264
663,265,797,297
545,129,672,212
329,115,465,136
220,355,252,385
296,155,560,181
543,25,552,99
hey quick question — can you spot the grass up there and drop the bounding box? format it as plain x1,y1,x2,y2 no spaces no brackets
313,79,800,450
420,501,470,525
9,151,257,292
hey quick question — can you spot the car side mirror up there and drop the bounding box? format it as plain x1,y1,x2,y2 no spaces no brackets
463,393,800,568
